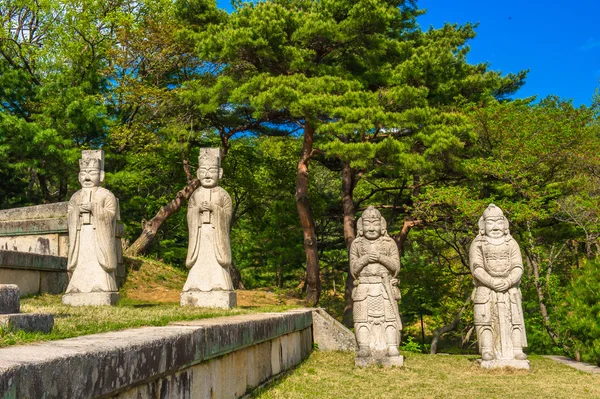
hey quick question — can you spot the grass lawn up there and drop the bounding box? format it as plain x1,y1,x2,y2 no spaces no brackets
253,351,600,399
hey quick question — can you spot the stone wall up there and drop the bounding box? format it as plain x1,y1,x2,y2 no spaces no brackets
0,309,313,399
0,203,125,295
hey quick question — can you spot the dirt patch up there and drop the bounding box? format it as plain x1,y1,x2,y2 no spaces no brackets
122,257,304,307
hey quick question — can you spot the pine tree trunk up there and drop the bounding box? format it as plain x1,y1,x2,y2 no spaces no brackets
341,161,357,327
296,122,320,306
125,178,202,256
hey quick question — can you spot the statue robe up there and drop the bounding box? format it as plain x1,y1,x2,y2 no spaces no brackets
184,186,233,291
469,235,527,359
350,235,402,332
66,187,118,293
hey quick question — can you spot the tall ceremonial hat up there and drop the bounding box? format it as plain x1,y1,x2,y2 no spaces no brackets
198,148,221,167
79,150,104,170
478,203,510,236
357,206,387,237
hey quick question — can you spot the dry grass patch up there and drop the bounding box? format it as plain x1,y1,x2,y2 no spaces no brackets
253,351,600,399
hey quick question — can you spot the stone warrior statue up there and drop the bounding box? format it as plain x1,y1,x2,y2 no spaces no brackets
181,148,237,308
63,150,120,306
350,206,403,367
469,204,529,369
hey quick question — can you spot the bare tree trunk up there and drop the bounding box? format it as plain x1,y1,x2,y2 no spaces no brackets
125,178,202,256
430,296,471,354
341,161,358,327
296,122,320,306
393,219,423,254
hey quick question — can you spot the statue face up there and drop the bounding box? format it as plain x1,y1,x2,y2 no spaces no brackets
198,165,220,188
484,216,506,239
363,218,382,240
79,168,102,188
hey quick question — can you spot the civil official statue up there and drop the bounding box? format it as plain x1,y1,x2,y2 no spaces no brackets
181,148,236,308
350,206,403,367
469,204,529,369
63,150,120,306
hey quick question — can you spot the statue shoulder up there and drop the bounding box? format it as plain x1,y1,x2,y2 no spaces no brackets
381,236,397,247
97,187,116,199
214,186,231,200
469,235,484,252
69,190,82,202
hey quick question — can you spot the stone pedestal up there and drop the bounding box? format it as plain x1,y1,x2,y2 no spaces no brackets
0,284,20,313
62,292,120,306
477,359,530,370
0,284,53,333
355,355,404,368
180,290,236,309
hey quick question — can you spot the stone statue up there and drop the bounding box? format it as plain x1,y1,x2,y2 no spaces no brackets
181,148,236,308
469,204,529,370
63,150,120,306
350,206,403,367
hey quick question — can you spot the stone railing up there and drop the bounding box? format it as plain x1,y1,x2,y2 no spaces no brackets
0,203,125,295
0,309,314,398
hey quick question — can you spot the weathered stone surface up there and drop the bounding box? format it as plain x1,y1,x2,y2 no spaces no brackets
477,359,530,370
180,290,236,308
470,204,528,367
0,284,20,314
312,308,356,351
63,150,120,306
182,148,236,306
350,207,403,367
0,309,313,398
0,202,68,222
0,313,54,333
0,250,67,272
62,292,120,306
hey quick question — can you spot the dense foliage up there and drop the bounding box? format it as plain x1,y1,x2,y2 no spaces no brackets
1,0,599,360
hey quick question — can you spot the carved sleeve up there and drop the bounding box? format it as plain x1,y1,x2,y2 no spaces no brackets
507,240,524,286
379,239,400,276
469,240,495,288
350,240,368,278
185,191,201,268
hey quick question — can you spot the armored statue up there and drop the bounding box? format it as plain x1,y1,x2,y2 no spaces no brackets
350,206,403,367
469,204,529,369
181,148,236,308
63,150,120,306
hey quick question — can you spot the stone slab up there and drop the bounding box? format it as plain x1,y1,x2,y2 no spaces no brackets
62,292,120,306
0,313,54,333
544,355,600,374
312,308,356,351
0,250,67,272
0,285,19,314
0,309,313,398
477,359,530,370
180,290,236,308
0,203,68,222
355,355,404,367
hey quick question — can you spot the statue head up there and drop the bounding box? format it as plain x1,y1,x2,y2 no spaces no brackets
478,203,510,239
357,206,387,240
78,150,104,188
197,148,223,189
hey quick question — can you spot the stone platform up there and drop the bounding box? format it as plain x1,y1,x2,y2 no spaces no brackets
62,292,120,306
0,284,53,333
180,290,237,308
355,355,404,367
0,313,54,333
477,359,530,370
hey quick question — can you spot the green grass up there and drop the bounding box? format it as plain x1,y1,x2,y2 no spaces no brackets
252,351,600,399
0,294,297,348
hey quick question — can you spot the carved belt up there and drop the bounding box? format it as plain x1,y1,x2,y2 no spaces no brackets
358,276,383,284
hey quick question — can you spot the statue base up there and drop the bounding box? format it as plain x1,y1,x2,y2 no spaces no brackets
180,290,237,309
62,292,120,306
477,359,530,370
355,355,404,368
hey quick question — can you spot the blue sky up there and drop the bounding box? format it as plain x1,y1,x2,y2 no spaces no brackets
215,0,600,106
